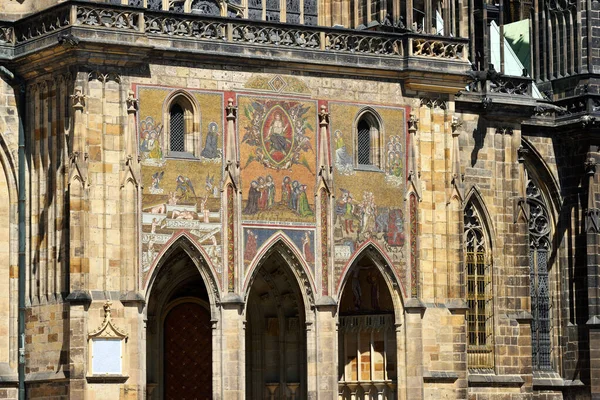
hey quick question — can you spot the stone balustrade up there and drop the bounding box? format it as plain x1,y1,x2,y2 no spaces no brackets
0,0,469,63
338,380,396,400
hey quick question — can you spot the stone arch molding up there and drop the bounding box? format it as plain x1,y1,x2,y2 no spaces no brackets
520,138,562,213
336,242,406,324
464,185,496,245
354,106,385,132
243,235,317,323
145,232,221,317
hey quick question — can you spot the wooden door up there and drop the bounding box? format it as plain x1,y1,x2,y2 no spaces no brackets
164,302,212,400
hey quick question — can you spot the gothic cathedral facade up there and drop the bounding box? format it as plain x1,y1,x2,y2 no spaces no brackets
0,0,598,399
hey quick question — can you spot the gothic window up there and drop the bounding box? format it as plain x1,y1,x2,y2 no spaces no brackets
464,202,494,369
357,120,371,165
338,257,397,399
355,111,382,169
527,178,553,370
170,104,185,152
164,91,201,157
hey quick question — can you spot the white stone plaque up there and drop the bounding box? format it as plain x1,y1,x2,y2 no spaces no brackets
92,339,122,374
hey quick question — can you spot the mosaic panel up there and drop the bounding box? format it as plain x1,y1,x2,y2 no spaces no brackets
239,95,317,225
330,102,407,292
137,86,224,284
243,226,316,276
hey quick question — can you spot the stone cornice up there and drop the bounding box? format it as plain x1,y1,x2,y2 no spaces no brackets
0,1,469,86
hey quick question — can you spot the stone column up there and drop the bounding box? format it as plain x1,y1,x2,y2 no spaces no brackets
585,155,600,399
315,299,337,399
220,300,245,400
306,318,318,399
403,299,425,400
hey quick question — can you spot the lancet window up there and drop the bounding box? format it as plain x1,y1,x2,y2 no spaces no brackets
527,178,553,370
169,103,185,152
164,91,200,157
464,202,494,369
355,111,381,169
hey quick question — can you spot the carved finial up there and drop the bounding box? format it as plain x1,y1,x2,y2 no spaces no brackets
70,86,86,110
585,158,597,176
103,301,113,319
226,98,237,121
517,145,529,163
451,116,463,135
408,113,418,133
126,90,138,113
319,105,329,126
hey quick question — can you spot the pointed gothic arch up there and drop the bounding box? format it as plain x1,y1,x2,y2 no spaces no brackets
243,235,316,314
524,167,556,371
0,131,18,375
520,138,561,212
353,107,384,169
464,186,496,240
243,237,314,399
162,89,202,157
463,189,495,369
336,244,403,399
145,234,221,400
520,140,561,371
336,241,407,312
145,233,222,317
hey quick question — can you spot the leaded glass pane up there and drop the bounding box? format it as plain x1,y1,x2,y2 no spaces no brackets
464,203,493,368
170,104,185,152
357,129,371,165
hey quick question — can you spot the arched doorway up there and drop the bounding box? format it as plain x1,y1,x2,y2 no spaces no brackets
146,244,216,400
338,253,397,399
245,249,307,399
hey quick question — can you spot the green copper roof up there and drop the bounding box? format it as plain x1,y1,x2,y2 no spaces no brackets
503,19,531,73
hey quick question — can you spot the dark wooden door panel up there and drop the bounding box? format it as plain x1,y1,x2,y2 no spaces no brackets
164,302,212,400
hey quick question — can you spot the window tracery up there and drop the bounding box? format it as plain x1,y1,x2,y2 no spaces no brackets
464,201,494,368
527,178,553,370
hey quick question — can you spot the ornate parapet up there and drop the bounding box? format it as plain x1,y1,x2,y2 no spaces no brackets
0,1,470,86
410,36,467,60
